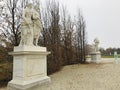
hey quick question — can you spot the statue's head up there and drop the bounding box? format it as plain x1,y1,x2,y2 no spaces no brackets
26,3,32,9
34,5,40,11
94,38,99,44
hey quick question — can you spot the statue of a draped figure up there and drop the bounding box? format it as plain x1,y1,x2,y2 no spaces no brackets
19,3,42,46
19,3,33,46
93,38,100,52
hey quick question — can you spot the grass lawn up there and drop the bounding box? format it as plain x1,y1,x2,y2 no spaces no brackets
102,55,114,58
101,55,120,58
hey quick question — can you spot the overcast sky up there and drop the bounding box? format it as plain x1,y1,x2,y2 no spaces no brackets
57,0,120,49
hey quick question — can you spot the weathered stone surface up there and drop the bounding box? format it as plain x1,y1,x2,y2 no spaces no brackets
8,46,51,90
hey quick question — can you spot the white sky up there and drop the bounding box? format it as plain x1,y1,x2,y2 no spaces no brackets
57,0,120,49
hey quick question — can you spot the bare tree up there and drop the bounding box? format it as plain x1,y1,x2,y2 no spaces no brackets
0,0,30,46
61,6,70,64
40,0,62,74
61,5,79,65
75,9,87,63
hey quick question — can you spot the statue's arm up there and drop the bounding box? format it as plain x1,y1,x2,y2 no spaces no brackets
22,10,28,23
22,10,25,19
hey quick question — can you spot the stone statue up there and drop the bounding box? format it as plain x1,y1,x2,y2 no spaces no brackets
19,3,42,46
32,5,42,46
93,38,99,52
19,3,33,46
91,38,101,63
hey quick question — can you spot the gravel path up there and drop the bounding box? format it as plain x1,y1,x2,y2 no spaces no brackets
1,58,120,90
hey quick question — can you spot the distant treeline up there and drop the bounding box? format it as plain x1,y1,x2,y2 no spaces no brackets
100,47,120,56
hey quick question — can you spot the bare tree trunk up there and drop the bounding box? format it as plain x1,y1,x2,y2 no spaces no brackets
76,9,87,63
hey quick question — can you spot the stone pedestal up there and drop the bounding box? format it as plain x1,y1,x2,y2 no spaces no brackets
86,55,91,63
7,46,51,90
91,52,101,63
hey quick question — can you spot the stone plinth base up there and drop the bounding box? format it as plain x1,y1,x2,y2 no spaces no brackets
91,52,101,63
86,55,91,63
8,76,50,90
7,46,51,90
